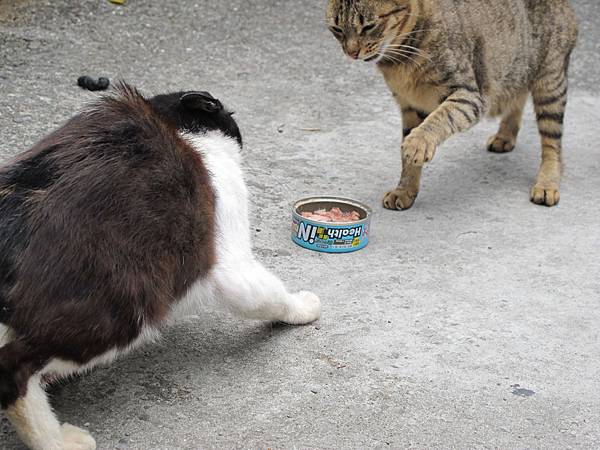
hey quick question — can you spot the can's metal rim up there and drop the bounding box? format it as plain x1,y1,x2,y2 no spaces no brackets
292,196,372,226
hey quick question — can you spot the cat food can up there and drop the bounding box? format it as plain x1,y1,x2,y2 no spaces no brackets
291,197,372,253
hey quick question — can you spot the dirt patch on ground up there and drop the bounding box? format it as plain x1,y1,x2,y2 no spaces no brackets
0,0,27,24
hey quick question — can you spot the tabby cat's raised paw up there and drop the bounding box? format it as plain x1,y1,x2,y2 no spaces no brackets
402,133,436,166
487,134,516,153
530,183,560,207
61,423,96,450
383,187,418,211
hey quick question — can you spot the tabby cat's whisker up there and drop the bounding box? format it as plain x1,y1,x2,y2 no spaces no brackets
382,52,420,67
377,29,435,62
379,51,406,65
385,29,438,48
384,49,424,66
379,53,402,64
385,44,433,63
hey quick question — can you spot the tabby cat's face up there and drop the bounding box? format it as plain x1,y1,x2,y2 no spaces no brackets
326,0,413,63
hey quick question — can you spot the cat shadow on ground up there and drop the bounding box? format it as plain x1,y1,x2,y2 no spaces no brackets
414,130,545,208
0,316,300,449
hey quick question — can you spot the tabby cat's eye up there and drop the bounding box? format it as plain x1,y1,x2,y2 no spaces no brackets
360,23,377,35
329,25,343,35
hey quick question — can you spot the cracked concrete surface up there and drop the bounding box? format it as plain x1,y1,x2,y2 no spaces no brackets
1,0,599,448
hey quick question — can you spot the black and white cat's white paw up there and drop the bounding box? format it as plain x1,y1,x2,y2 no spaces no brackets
61,423,96,450
283,291,321,325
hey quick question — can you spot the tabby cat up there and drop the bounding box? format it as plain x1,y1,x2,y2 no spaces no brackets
326,0,578,209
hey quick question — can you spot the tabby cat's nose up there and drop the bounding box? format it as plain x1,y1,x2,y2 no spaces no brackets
348,49,360,59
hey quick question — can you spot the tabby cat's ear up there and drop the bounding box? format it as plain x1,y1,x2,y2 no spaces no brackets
180,91,223,113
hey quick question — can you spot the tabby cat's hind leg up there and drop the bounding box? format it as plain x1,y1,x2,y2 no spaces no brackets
487,93,528,153
530,67,569,207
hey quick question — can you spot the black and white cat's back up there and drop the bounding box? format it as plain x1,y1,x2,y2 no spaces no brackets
0,84,320,450
0,84,218,367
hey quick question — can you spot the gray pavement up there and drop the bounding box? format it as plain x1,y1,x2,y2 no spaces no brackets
1,1,599,448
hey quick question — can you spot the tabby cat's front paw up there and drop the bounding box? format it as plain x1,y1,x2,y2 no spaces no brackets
530,183,560,207
487,133,516,153
383,187,418,210
402,133,436,166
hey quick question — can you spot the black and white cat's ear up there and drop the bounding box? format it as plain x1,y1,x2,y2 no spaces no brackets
180,91,223,113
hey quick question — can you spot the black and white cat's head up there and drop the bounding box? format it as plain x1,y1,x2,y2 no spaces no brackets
148,91,242,148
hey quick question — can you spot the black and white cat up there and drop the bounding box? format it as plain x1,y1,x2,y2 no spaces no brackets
0,83,321,450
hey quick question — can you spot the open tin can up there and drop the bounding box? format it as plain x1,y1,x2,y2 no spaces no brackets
291,197,372,253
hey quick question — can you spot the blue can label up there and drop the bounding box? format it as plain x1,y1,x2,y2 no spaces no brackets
291,217,369,253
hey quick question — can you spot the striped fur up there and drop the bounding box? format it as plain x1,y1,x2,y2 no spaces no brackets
326,0,578,209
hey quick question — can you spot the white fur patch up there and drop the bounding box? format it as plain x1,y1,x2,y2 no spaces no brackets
174,131,251,318
6,375,97,450
177,130,320,324
0,323,12,348
60,423,96,450
41,326,161,380
6,375,63,450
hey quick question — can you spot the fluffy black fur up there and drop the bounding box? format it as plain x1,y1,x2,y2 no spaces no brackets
0,83,241,408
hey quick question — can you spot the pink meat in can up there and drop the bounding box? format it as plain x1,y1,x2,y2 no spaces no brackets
300,207,361,223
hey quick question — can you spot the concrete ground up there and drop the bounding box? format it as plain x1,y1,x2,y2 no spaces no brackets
1,0,599,448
